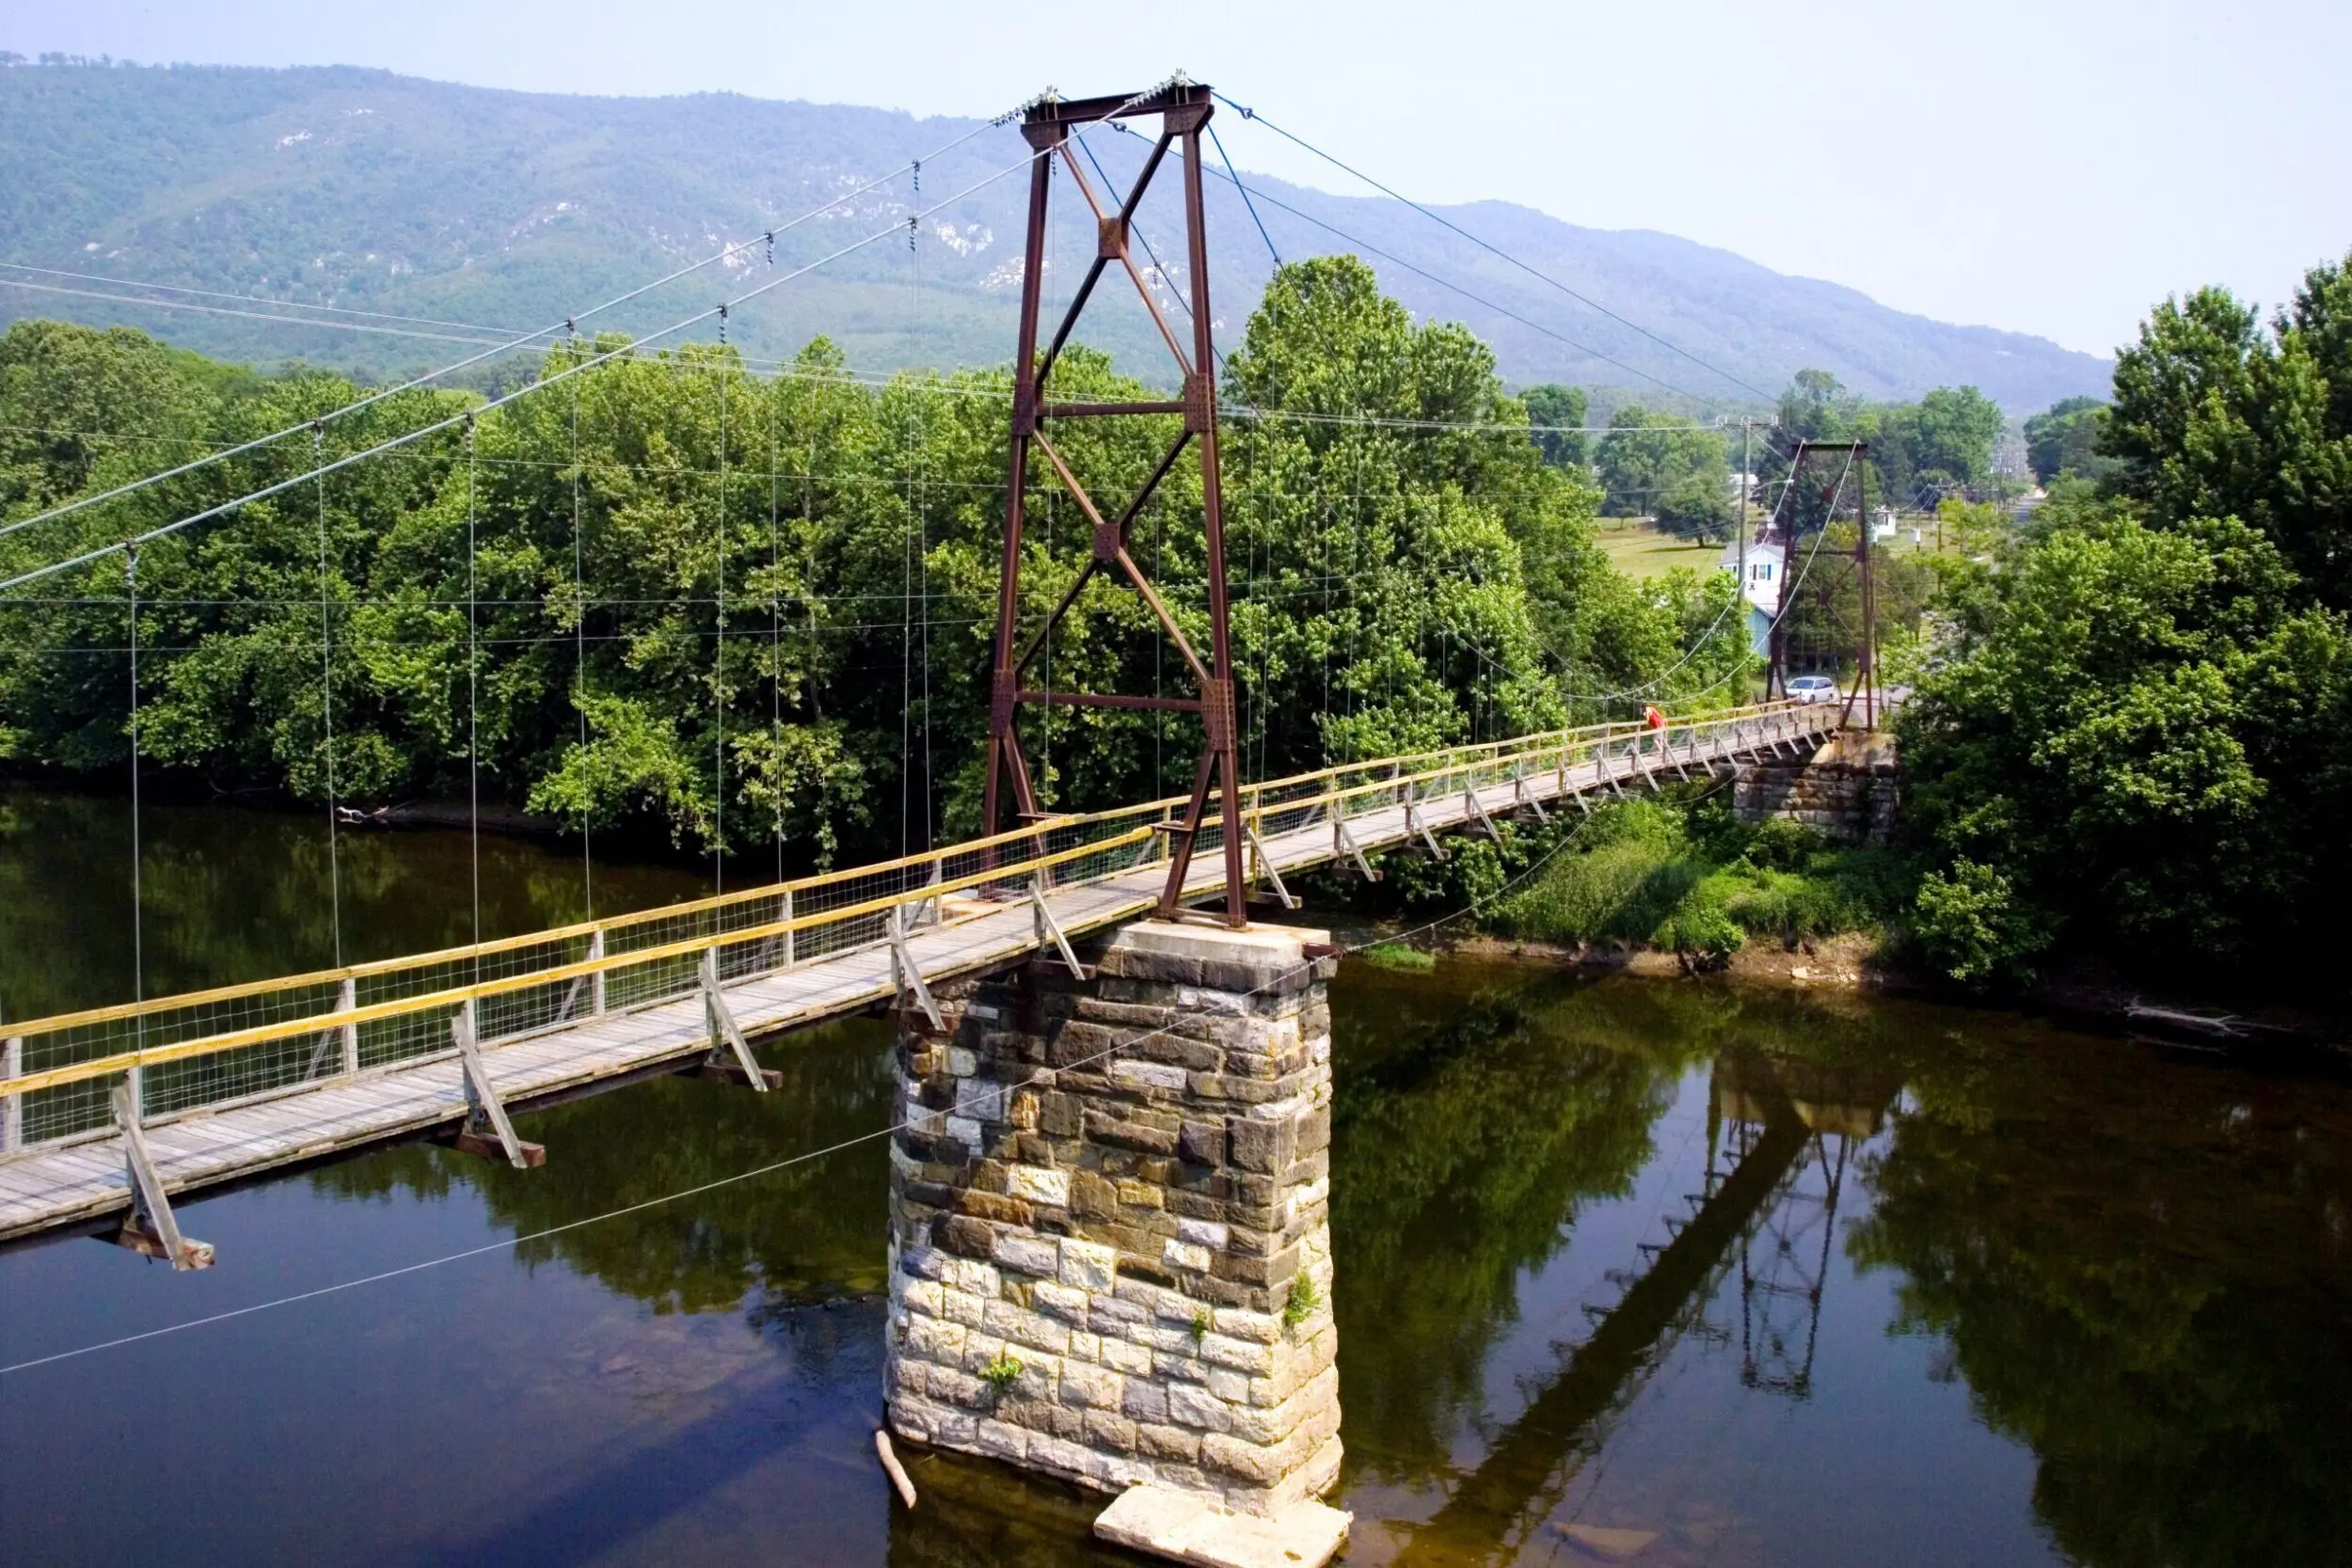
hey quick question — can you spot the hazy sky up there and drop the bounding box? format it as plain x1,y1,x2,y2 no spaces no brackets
8,0,2348,358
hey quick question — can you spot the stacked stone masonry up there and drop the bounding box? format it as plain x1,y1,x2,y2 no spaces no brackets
884,921,1343,1516
1733,730,1899,846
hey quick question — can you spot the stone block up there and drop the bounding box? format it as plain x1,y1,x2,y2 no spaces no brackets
1213,1307,1281,1345
1164,1239,1213,1273
1111,1058,1192,1095
1116,1179,1166,1210
1083,1408,1140,1454
1122,1380,1169,1423
983,1300,1072,1356
1136,1422,1201,1463
935,1213,997,1259
1034,1280,1091,1323
995,1233,1060,1278
1168,1380,1235,1432
1085,1109,1181,1155
1007,1165,1071,1207
1061,1361,1125,1411
955,1189,1033,1227
1198,1333,1276,1376
906,1312,966,1360
1178,1217,1231,1249
975,1418,1030,1464
1059,1238,1118,1291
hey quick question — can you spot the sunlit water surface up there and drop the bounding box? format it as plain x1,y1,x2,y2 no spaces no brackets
3,791,2348,1566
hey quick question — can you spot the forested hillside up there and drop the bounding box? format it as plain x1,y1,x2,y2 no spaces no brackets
0,57,2109,408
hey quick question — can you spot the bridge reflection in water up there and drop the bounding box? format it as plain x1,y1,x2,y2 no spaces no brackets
5,952,2346,1567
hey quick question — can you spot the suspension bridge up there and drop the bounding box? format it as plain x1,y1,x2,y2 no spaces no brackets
0,74,1885,1559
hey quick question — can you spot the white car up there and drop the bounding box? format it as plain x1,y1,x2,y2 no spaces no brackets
1788,675,1838,705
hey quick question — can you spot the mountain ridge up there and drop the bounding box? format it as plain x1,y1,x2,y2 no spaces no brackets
0,60,2111,410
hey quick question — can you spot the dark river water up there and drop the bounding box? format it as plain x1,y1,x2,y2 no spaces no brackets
3,789,2350,1566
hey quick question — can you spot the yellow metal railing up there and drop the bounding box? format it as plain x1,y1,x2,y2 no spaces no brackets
0,702,1831,1151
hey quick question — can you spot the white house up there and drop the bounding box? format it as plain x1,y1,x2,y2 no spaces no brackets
1718,536,1787,657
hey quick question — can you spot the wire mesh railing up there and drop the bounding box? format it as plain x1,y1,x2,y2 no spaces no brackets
0,701,1834,1154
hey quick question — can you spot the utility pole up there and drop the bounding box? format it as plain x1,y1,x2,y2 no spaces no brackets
1736,418,1751,692
1853,448,1876,730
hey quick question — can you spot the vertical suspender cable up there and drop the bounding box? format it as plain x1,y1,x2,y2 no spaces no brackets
465,414,482,966
770,375,784,885
570,329,593,919
314,422,343,970
125,546,145,1087
714,333,730,895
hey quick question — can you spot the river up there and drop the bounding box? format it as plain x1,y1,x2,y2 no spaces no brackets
2,789,2348,1566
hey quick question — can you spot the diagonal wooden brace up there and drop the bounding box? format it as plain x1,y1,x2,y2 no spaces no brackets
1245,824,1299,910
111,1081,213,1270
1599,749,1629,800
1404,796,1449,861
697,947,779,1090
1332,813,1381,881
451,1002,546,1168
1513,769,1549,824
889,905,946,1033
1464,787,1502,843
1032,879,1094,980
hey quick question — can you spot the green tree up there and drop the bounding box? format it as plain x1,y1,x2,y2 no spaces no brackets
2106,258,2352,610
2023,394,2110,484
1518,383,1589,469
1899,505,2351,974
1594,405,1726,519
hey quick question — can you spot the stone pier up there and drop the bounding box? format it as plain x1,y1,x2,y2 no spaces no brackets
882,919,1346,1535
1735,729,1899,846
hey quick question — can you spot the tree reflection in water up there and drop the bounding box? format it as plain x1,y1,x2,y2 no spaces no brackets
1848,1028,2352,1568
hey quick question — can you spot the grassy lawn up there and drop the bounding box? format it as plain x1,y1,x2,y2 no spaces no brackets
1596,519,1723,580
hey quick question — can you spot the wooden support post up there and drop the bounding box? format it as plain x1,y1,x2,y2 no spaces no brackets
338,977,359,1076
889,905,946,1032
1332,813,1381,881
111,1080,213,1269
3,1035,21,1154
697,947,780,1089
1403,797,1448,861
588,927,608,1016
450,1001,546,1168
1245,823,1299,910
1032,878,1094,981
1463,787,1502,843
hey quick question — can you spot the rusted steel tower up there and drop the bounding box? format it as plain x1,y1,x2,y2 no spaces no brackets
981,79,1250,926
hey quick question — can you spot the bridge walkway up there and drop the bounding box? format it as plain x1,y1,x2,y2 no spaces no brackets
0,704,1838,1250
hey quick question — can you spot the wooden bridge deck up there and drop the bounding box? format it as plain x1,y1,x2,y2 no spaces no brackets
0,707,1839,1248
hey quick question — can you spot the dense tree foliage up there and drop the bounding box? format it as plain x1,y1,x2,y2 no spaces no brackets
0,260,1754,869
2105,256,2352,610
2022,394,2112,485
1518,383,1589,469
1594,404,1727,530
1771,369,2006,508
1899,253,2352,982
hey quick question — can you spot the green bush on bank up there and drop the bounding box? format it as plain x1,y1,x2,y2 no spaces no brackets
1486,797,1914,963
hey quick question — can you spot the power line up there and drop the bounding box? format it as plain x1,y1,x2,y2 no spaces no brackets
0,149,1048,597
1211,91,1780,404
0,106,1025,547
